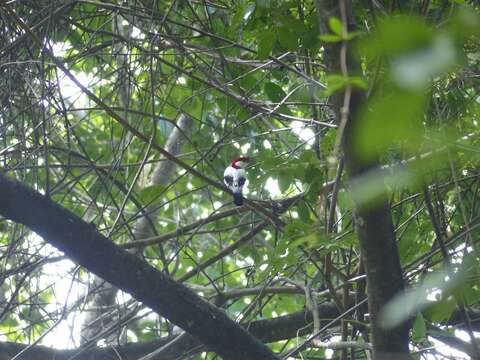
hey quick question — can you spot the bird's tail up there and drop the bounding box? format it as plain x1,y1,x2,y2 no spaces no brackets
233,192,243,206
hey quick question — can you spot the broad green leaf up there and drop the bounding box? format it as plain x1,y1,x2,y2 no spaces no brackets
328,17,343,36
344,31,361,40
283,220,308,239
301,30,319,49
349,76,368,90
262,152,283,170
277,26,298,50
296,200,310,223
299,150,317,164
258,31,276,59
449,6,480,40
325,74,348,95
287,163,307,181
264,82,287,103
325,75,367,95
424,297,457,323
412,313,427,342
231,4,246,28
304,164,322,184
349,165,415,207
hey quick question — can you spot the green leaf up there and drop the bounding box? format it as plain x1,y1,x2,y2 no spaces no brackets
412,313,427,342
349,76,368,90
258,31,276,59
344,31,361,40
278,170,292,192
139,184,166,205
354,89,426,161
290,232,316,248
449,6,480,40
0,316,19,329
325,75,367,95
325,74,348,95
262,152,283,170
277,26,298,50
328,17,343,36
231,4,245,29
299,150,317,164
297,201,310,223
300,26,319,49
349,164,420,209
424,297,457,323
283,220,308,239
304,164,322,184
264,82,287,103
319,34,342,43
361,16,434,60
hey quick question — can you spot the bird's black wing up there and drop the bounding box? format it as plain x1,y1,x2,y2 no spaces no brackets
224,175,233,186
238,177,246,186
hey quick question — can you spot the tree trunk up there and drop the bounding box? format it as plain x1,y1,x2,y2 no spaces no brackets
316,1,411,358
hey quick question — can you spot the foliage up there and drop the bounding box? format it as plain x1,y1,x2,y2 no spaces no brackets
0,0,479,359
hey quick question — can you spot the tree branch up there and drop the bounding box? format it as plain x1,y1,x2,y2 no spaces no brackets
0,171,278,360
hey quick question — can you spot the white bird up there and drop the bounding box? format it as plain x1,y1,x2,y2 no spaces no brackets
223,156,251,206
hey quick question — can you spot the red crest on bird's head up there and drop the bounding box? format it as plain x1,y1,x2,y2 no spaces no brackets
231,156,251,169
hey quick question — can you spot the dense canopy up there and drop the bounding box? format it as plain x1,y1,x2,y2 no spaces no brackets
0,1,479,359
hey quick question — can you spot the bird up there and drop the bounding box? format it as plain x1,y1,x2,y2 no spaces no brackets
224,156,251,206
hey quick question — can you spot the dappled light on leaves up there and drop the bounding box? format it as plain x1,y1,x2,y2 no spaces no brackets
0,1,479,360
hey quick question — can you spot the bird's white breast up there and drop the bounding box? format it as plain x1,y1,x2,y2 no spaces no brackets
224,166,245,179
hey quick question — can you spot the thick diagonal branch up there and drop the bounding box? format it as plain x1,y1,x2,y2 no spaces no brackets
0,172,279,360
